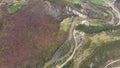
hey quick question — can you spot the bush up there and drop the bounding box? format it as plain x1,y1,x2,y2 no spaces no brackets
47,0,56,3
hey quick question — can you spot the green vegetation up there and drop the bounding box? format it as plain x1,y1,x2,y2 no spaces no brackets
74,4,81,9
75,24,120,34
56,42,71,65
60,17,73,32
59,42,71,57
90,0,103,4
80,32,120,51
81,39,91,50
65,0,80,4
8,5,21,13
63,60,74,68
68,32,120,68
47,0,56,3
77,32,120,68
71,31,120,67
109,0,114,2
79,40,120,68
8,0,27,13
90,0,108,6
19,1,28,5
89,32,120,47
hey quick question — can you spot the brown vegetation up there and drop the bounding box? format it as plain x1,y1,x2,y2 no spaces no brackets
0,0,67,68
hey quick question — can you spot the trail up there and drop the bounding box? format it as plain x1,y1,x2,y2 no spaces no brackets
107,10,115,25
43,15,75,68
44,5,86,68
57,30,77,68
52,0,120,68
103,0,120,25
57,20,85,68
105,59,120,68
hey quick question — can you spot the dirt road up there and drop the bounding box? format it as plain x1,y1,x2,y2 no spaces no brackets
103,0,120,25
105,59,120,68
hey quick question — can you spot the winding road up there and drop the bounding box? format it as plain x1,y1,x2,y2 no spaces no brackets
57,0,120,68
57,30,78,68
103,0,120,25
56,20,85,68
44,5,86,68
43,14,75,68
44,0,120,68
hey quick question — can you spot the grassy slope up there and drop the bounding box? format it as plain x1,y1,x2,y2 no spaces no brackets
90,0,107,6
8,0,27,13
8,5,21,13
90,0,102,4
60,17,73,32
79,40,120,68
78,32,120,68
65,0,80,4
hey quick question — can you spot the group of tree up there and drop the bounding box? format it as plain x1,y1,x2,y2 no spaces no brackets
75,24,120,34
